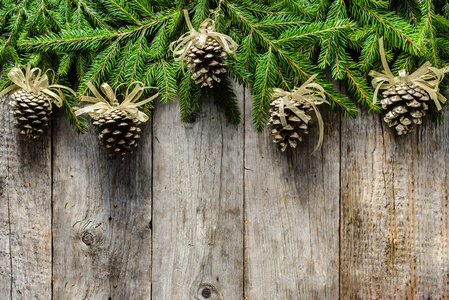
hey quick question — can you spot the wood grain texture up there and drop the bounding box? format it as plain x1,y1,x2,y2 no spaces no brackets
0,95,52,299
51,110,152,300
152,85,244,300
0,98,12,298
244,88,340,300
340,109,449,299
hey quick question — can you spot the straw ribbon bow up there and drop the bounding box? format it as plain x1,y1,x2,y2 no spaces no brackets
369,37,449,110
169,9,238,70
272,74,328,154
0,64,75,107
75,82,157,122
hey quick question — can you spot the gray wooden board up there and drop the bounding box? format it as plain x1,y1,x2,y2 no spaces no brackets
51,109,152,299
0,98,12,298
244,88,340,299
340,109,449,298
3,81,449,299
0,95,52,299
151,84,244,300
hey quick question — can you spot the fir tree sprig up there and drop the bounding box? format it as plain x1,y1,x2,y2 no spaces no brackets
1,0,449,134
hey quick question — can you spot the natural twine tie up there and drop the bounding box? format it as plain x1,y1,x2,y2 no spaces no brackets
169,9,238,70
369,37,449,110
75,82,157,122
0,64,76,107
272,74,328,154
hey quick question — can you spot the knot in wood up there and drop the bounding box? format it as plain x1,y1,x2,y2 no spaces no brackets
197,283,222,300
82,231,94,245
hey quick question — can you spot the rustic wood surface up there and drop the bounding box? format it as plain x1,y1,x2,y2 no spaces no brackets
0,95,52,299
1,84,449,299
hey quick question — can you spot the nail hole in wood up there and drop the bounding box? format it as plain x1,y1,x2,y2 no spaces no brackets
201,287,211,298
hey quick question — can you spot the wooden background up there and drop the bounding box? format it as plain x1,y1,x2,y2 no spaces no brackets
1,82,449,299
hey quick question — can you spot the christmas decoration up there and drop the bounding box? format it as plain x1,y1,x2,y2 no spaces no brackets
170,10,238,89
75,82,157,159
2,1,449,135
369,38,448,135
0,64,75,139
267,74,327,153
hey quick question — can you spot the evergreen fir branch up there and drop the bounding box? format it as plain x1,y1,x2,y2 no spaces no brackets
78,40,120,94
19,28,121,51
314,0,331,22
78,0,113,29
192,0,210,28
391,52,417,73
328,0,347,21
155,60,177,103
61,95,88,133
343,58,377,112
98,0,143,26
276,19,355,47
251,48,277,132
110,40,133,86
178,70,204,122
272,0,315,19
390,0,421,26
75,51,92,81
0,1,28,64
350,2,422,54
129,0,156,20
226,58,254,86
125,36,149,82
417,0,439,66
213,75,241,124
237,34,257,73
57,52,75,76
142,61,159,86
358,31,379,72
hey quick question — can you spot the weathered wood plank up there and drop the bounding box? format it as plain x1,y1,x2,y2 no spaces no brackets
152,86,244,299
52,110,152,299
0,96,52,299
0,98,12,298
244,88,340,299
340,110,449,298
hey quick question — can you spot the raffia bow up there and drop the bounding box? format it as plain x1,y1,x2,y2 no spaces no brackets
75,82,157,123
169,9,238,70
272,74,329,154
369,37,449,110
0,64,75,107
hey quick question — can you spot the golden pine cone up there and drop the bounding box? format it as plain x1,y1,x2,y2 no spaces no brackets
380,82,430,135
9,89,52,139
92,109,141,159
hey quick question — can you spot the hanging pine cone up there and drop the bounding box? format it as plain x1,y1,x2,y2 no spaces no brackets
267,97,313,152
267,74,328,153
186,37,228,88
370,37,449,135
170,9,238,88
76,81,157,160
0,64,75,140
380,82,429,135
9,90,52,139
92,109,141,158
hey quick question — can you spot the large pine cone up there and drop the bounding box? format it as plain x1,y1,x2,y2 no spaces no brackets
9,89,52,139
92,109,141,159
186,36,228,88
380,82,430,135
267,97,313,152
